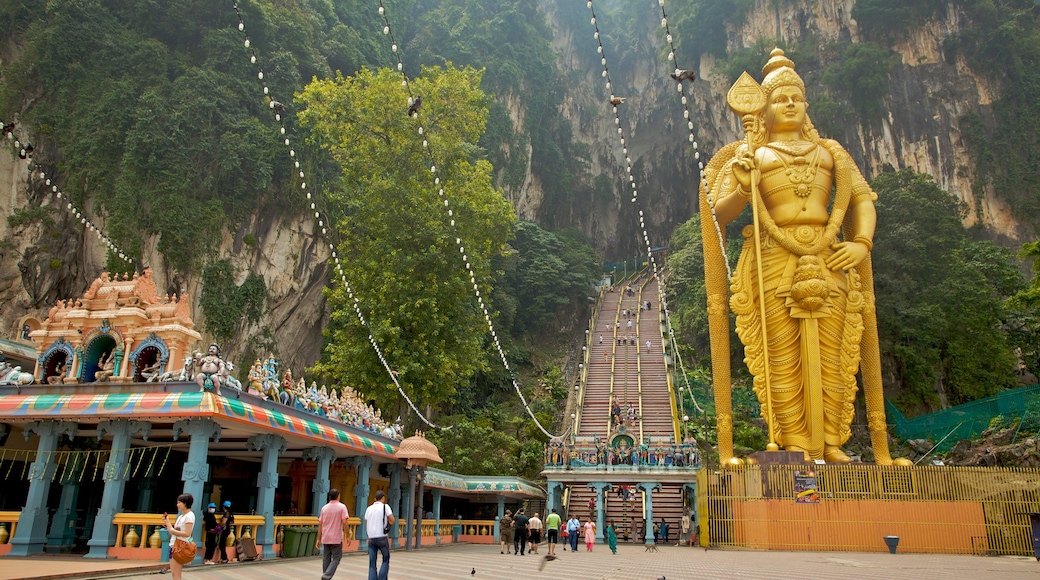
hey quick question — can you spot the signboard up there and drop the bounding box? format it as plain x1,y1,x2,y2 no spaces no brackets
794,470,820,504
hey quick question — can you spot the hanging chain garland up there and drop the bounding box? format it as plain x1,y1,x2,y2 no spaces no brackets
374,1,567,440
0,117,135,265
0,444,175,482
228,1,445,431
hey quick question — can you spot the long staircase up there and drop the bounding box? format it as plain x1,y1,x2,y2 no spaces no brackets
550,273,694,545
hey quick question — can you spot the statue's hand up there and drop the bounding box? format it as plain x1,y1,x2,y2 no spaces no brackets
826,241,870,271
730,151,755,193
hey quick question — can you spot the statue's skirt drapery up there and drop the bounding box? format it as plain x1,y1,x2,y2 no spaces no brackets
730,224,865,459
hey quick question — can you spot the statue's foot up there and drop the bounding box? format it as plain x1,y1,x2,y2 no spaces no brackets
784,446,811,462
824,446,851,463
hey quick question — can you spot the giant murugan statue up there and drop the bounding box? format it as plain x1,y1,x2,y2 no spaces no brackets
702,49,910,465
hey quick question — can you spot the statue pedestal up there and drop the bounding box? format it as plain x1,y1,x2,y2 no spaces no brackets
109,376,131,384
747,451,807,466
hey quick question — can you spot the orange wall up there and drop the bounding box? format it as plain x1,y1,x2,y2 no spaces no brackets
732,500,987,553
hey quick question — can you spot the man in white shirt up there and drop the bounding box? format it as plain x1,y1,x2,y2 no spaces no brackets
364,490,395,580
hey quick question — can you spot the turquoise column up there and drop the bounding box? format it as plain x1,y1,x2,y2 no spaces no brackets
46,456,83,553
247,434,286,561
682,482,697,545
303,447,336,517
85,420,152,558
8,420,77,556
173,418,221,565
588,482,611,541
638,482,661,545
387,464,402,548
404,465,417,550
432,489,442,544
493,495,504,543
351,457,372,552
414,468,425,550
545,481,560,515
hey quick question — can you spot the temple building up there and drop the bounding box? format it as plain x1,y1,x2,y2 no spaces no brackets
0,271,541,561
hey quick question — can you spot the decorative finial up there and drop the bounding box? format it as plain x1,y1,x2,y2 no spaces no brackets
762,47,796,78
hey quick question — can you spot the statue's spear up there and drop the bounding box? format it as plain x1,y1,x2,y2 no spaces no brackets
726,72,779,452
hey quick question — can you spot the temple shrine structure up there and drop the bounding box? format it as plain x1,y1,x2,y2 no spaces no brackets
0,270,542,562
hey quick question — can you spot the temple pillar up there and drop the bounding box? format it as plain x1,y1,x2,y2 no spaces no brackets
432,489,442,544
403,465,417,550
118,339,133,379
173,418,221,565
545,481,559,516
350,457,372,551
46,457,83,553
247,434,286,561
682,482,698,545
136,476,158,513
303,447,336,517
85,420,152,558
414,468,425,550
64,347,82,384
8,420,77,556
494,496,504,543
588,482,611,541
387,464,402,548
638,482,661,545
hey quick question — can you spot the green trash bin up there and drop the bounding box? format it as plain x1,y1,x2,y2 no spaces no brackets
282,527,303,558
305,526,319,556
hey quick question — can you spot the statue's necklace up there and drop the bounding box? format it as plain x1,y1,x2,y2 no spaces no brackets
770,141,821,198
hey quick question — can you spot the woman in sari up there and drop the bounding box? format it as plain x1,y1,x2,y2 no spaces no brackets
605,521,618,554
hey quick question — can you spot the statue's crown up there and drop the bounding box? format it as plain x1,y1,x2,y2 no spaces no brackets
761,48,805,97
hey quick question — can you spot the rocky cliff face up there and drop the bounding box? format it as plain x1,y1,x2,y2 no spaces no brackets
525,0,1031,256
0,152,329,375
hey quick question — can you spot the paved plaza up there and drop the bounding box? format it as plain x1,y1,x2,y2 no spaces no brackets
4,542,1037,580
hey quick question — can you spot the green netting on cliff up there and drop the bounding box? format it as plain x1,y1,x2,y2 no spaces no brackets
886,384,1040,451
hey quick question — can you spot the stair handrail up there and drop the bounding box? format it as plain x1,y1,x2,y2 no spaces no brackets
573,282,612,439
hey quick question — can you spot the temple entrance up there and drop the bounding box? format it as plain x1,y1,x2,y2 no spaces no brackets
81,335,117,383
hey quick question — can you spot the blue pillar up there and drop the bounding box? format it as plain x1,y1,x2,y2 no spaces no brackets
414,468,426,550
173,418,221,565
682,482,697,545
247,434,286,561
545,481,559,515
404,465,417,550
8,420,77,556
304,447,336,517
351,457,372,551
494,495,505,543
432,489,442,544
85,420,152,558
387,464,402,548
638,482,661,545
588,482,611,541
46,457,83,553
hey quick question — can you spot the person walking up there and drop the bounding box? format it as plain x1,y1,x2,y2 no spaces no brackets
566,514,581,552
645,339,652,353
499,510,514,554
202,503,219,564
513,507,530,556
364,490,395,580
544,508,561,555
163,493,195,580
583,518,596,551
660,518,669,543
317,489,351,580
606,521,618,554
528,512,543,554
218,501,234,563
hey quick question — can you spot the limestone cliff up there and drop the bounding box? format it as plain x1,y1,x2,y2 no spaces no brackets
0,151,329,375
524,0,1032,257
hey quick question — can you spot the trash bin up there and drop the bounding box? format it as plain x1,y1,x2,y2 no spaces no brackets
884,535,900,554
304,527,319,556
452,524,462,543
281,527,303,558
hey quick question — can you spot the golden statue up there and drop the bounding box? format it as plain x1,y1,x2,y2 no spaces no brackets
702,49,909,465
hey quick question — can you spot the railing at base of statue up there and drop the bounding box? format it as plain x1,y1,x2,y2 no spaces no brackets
544,442,700,469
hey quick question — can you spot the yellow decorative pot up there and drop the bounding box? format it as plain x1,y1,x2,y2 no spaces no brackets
225,528,236,547
124,526,139,549
149,527,162,549
0,523,9,545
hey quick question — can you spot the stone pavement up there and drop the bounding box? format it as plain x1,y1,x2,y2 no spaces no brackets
93,543,1038,580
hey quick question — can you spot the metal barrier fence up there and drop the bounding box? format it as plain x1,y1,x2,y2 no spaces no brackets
697,464,1040,555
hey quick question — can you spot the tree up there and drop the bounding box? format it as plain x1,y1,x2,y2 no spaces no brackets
299,65,516,413
871,170,1024,412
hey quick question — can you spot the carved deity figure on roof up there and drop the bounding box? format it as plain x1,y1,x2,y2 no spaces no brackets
194,343,225,396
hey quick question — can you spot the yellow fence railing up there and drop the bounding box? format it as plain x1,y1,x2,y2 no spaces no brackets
0,511,20,545
699,464,1040,556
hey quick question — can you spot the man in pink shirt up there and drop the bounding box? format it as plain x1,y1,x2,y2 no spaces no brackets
317,489,351,580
